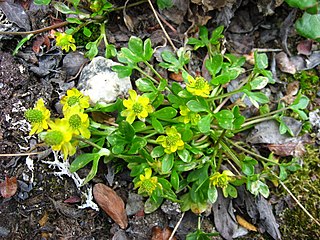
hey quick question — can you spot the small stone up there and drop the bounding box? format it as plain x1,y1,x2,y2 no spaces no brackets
93,183,128,229
0,226,10,237
62,51,88,77
125,192,144,216
78,57,132,105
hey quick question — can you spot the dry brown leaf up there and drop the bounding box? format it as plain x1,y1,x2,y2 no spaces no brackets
151,226,176,240
276,52,296,74
93,183,128,229
297,40,313,56
268,141,305,157
32,35,51,54
0,176,18,198
236,215,257,232
169,72,183,82
38,211,49,227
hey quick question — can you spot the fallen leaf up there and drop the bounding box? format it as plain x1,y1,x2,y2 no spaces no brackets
276,52,296,74
236,215,257,232
169,72,183,82
151,226,176,240
38,211,49,227
32,35,51,54
64,195,81,204
268,141,306,157
0,176,18,198
297,40,313,56
93,183,128,229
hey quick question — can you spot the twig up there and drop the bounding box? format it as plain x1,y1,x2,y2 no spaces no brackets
169,212,185,240
0,152,45,157
147,0,177,52
0,21,69,35
279,181,320,227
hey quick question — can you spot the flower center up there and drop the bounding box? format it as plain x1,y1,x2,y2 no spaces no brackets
141,179,157,195
194,77,206,89
166,135,179,147
44,131,64,146
132,103,143,113
25,109,43,123
67,96,79,107
69,114,81,129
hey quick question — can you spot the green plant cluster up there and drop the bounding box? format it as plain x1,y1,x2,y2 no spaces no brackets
25,26,310,237
284,0,320,41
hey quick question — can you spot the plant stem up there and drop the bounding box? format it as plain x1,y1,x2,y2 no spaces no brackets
144,61,162,80
134,66,159,84
241,115,276,128
225,138,279,165
73,136,102,150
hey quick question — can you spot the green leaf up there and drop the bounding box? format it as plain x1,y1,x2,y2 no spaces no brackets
152,94,164,109
159,51,184,73
208,186,218,204
144,195,163,213
243,89,269,108
210,25,224,44
111,65,133,78
177,149,191,163
105,44,117,59
214,110,234,130
241,157,258,176
226,184,237,198
127,137,147,154
290,94,310,110
118,121,135,141
186,100,208,112
83,156,100,185
254,52,268,70
151,117,164,133
170,170,179,191
70,153,99,172
156,0,173,10
161,154,174,174
66,18,82,24
250,76,269,90
13,34,33,55
284,0,319,12
151,146,165,158
83,27,92,37
205,54,223,77
34,0,51,5
53,2,77,14
127,36,153,62
136,78,157,92
296,12,320,42
153,107,177,119
198,115,212,133
85,41,99,60
158,78,168,91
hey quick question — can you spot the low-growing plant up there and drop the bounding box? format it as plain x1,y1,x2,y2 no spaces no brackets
25,26,310,235
284,0,320,42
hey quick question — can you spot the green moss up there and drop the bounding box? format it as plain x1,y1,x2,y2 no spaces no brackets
72,23,101,46
294,70,320,99
280,145,320,239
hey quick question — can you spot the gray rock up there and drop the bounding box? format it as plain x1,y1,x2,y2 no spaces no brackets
62,51,88,77
78,57,132,105
125,192,144,216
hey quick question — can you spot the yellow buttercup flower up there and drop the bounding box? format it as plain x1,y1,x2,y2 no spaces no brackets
55,32,76,52
25,98,51,135
64,106,91,139
156,126,184,154
186,75,212,98
121,89,153,124
179,105,201,125
210,170,235,188
135,168,160,196
60,88,90,113
42,119,76,160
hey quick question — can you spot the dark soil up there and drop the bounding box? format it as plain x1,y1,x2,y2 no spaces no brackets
0,1,319,240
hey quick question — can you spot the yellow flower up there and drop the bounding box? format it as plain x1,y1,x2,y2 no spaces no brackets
156,126,184,154
186,75,212,98
64,106,91,139
60,88,90,113
42,119,76,160
135,168,160,196
210,170,235,188
25,98,51,135
121,89,153,124
179,105,200,125
55,32,76,52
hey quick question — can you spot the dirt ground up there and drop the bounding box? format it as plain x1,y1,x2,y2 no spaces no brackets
0,0,319,239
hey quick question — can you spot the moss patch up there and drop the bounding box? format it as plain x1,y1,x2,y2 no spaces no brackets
280,145,320,239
